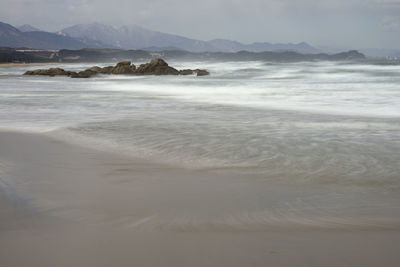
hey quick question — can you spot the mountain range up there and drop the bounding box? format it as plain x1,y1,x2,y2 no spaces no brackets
17,24,41,32
0,21,320,53
0,22,101,50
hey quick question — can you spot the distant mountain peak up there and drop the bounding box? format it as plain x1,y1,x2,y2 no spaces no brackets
59,23,120,48
17,24,41,32
0,21,104,50
61,22,117,34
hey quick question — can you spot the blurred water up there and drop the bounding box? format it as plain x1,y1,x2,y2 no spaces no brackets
2,60,400,229
0,61,399,186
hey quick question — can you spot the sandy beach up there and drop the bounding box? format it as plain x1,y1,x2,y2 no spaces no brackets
0,130,399,267
0,62,63,68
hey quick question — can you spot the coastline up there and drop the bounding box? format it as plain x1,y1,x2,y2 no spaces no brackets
1,129,400,266
0,62,63,68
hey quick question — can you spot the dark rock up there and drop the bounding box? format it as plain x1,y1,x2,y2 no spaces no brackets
70,72,85,78
135,58,180,75
99,66,113,74
85,66,103,73
111,61,135,74
178,68,210,76
23,59,209,78
194,69,210,76
24,67,71,76
70,69,98,78
179,69,194,75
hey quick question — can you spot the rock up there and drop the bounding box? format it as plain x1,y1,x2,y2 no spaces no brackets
111,61,135,74
70,72,85,78
85,66,103,73
194,69,210,76
99,66,113,74
24,67,72,76
135,58,180,75
70,69,98,78
179,69,194,75
24,70,38,75
179,69,210,76
23,59,209,78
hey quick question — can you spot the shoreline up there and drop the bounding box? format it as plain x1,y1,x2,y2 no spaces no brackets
0,62,65,68
1,130,400,266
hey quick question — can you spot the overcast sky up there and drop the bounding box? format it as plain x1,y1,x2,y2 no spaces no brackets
2,0,400,49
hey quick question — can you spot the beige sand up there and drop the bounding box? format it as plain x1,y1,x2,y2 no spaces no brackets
0,131,399,267
0,62,63,68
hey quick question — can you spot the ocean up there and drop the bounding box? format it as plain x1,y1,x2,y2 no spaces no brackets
1,60,400,228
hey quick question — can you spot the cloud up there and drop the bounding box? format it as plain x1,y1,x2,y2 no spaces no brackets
382,16,400,31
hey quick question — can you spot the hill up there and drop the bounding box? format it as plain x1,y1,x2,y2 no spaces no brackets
0,47,365,64
0,22,104,50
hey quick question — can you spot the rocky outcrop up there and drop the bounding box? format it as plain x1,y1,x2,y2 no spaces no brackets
24,68,74,76
24,58,210,78
179,69,210,76
70,69,98,78
135,58,180,75
111,61,136,74
99,66,113,74
86,66,103,73
194,69,210,76
179,69,194,75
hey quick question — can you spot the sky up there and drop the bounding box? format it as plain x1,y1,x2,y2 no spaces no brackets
1,0,400,49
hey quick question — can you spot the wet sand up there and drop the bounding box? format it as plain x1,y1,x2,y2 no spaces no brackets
1,131,399,267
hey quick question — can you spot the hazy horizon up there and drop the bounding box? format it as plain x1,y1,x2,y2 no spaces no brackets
2,0,400,50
